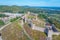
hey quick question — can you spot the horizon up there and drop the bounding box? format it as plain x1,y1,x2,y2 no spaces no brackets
0,0,60,7
0,5,60,7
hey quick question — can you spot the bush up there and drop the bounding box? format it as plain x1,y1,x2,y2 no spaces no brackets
10,17,20,22
0,20,5,26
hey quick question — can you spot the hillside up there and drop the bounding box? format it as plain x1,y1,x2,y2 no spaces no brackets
0,5,60,14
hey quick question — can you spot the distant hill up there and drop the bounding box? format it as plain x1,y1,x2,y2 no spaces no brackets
0,5,60,14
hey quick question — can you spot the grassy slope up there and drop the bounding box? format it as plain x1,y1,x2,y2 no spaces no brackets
52,35,60,40
24,23,46,40
2,19,30,40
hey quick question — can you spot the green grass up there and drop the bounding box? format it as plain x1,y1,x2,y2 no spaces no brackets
52,35,60,40
0,20,5,26
10,17,21,22
28,15,34,19
13,18,22,29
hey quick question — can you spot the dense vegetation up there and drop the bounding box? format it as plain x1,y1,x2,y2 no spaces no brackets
0,5,60,14
47,17,60,30
38,14,47,19
10,17,21,22
53,20,60,30
0,5,41,13
0,14,8,17
0,20,5,26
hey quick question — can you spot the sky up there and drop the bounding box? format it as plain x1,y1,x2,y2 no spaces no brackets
0,0,60,7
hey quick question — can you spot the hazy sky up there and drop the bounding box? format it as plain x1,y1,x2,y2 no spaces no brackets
0,0,60,7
